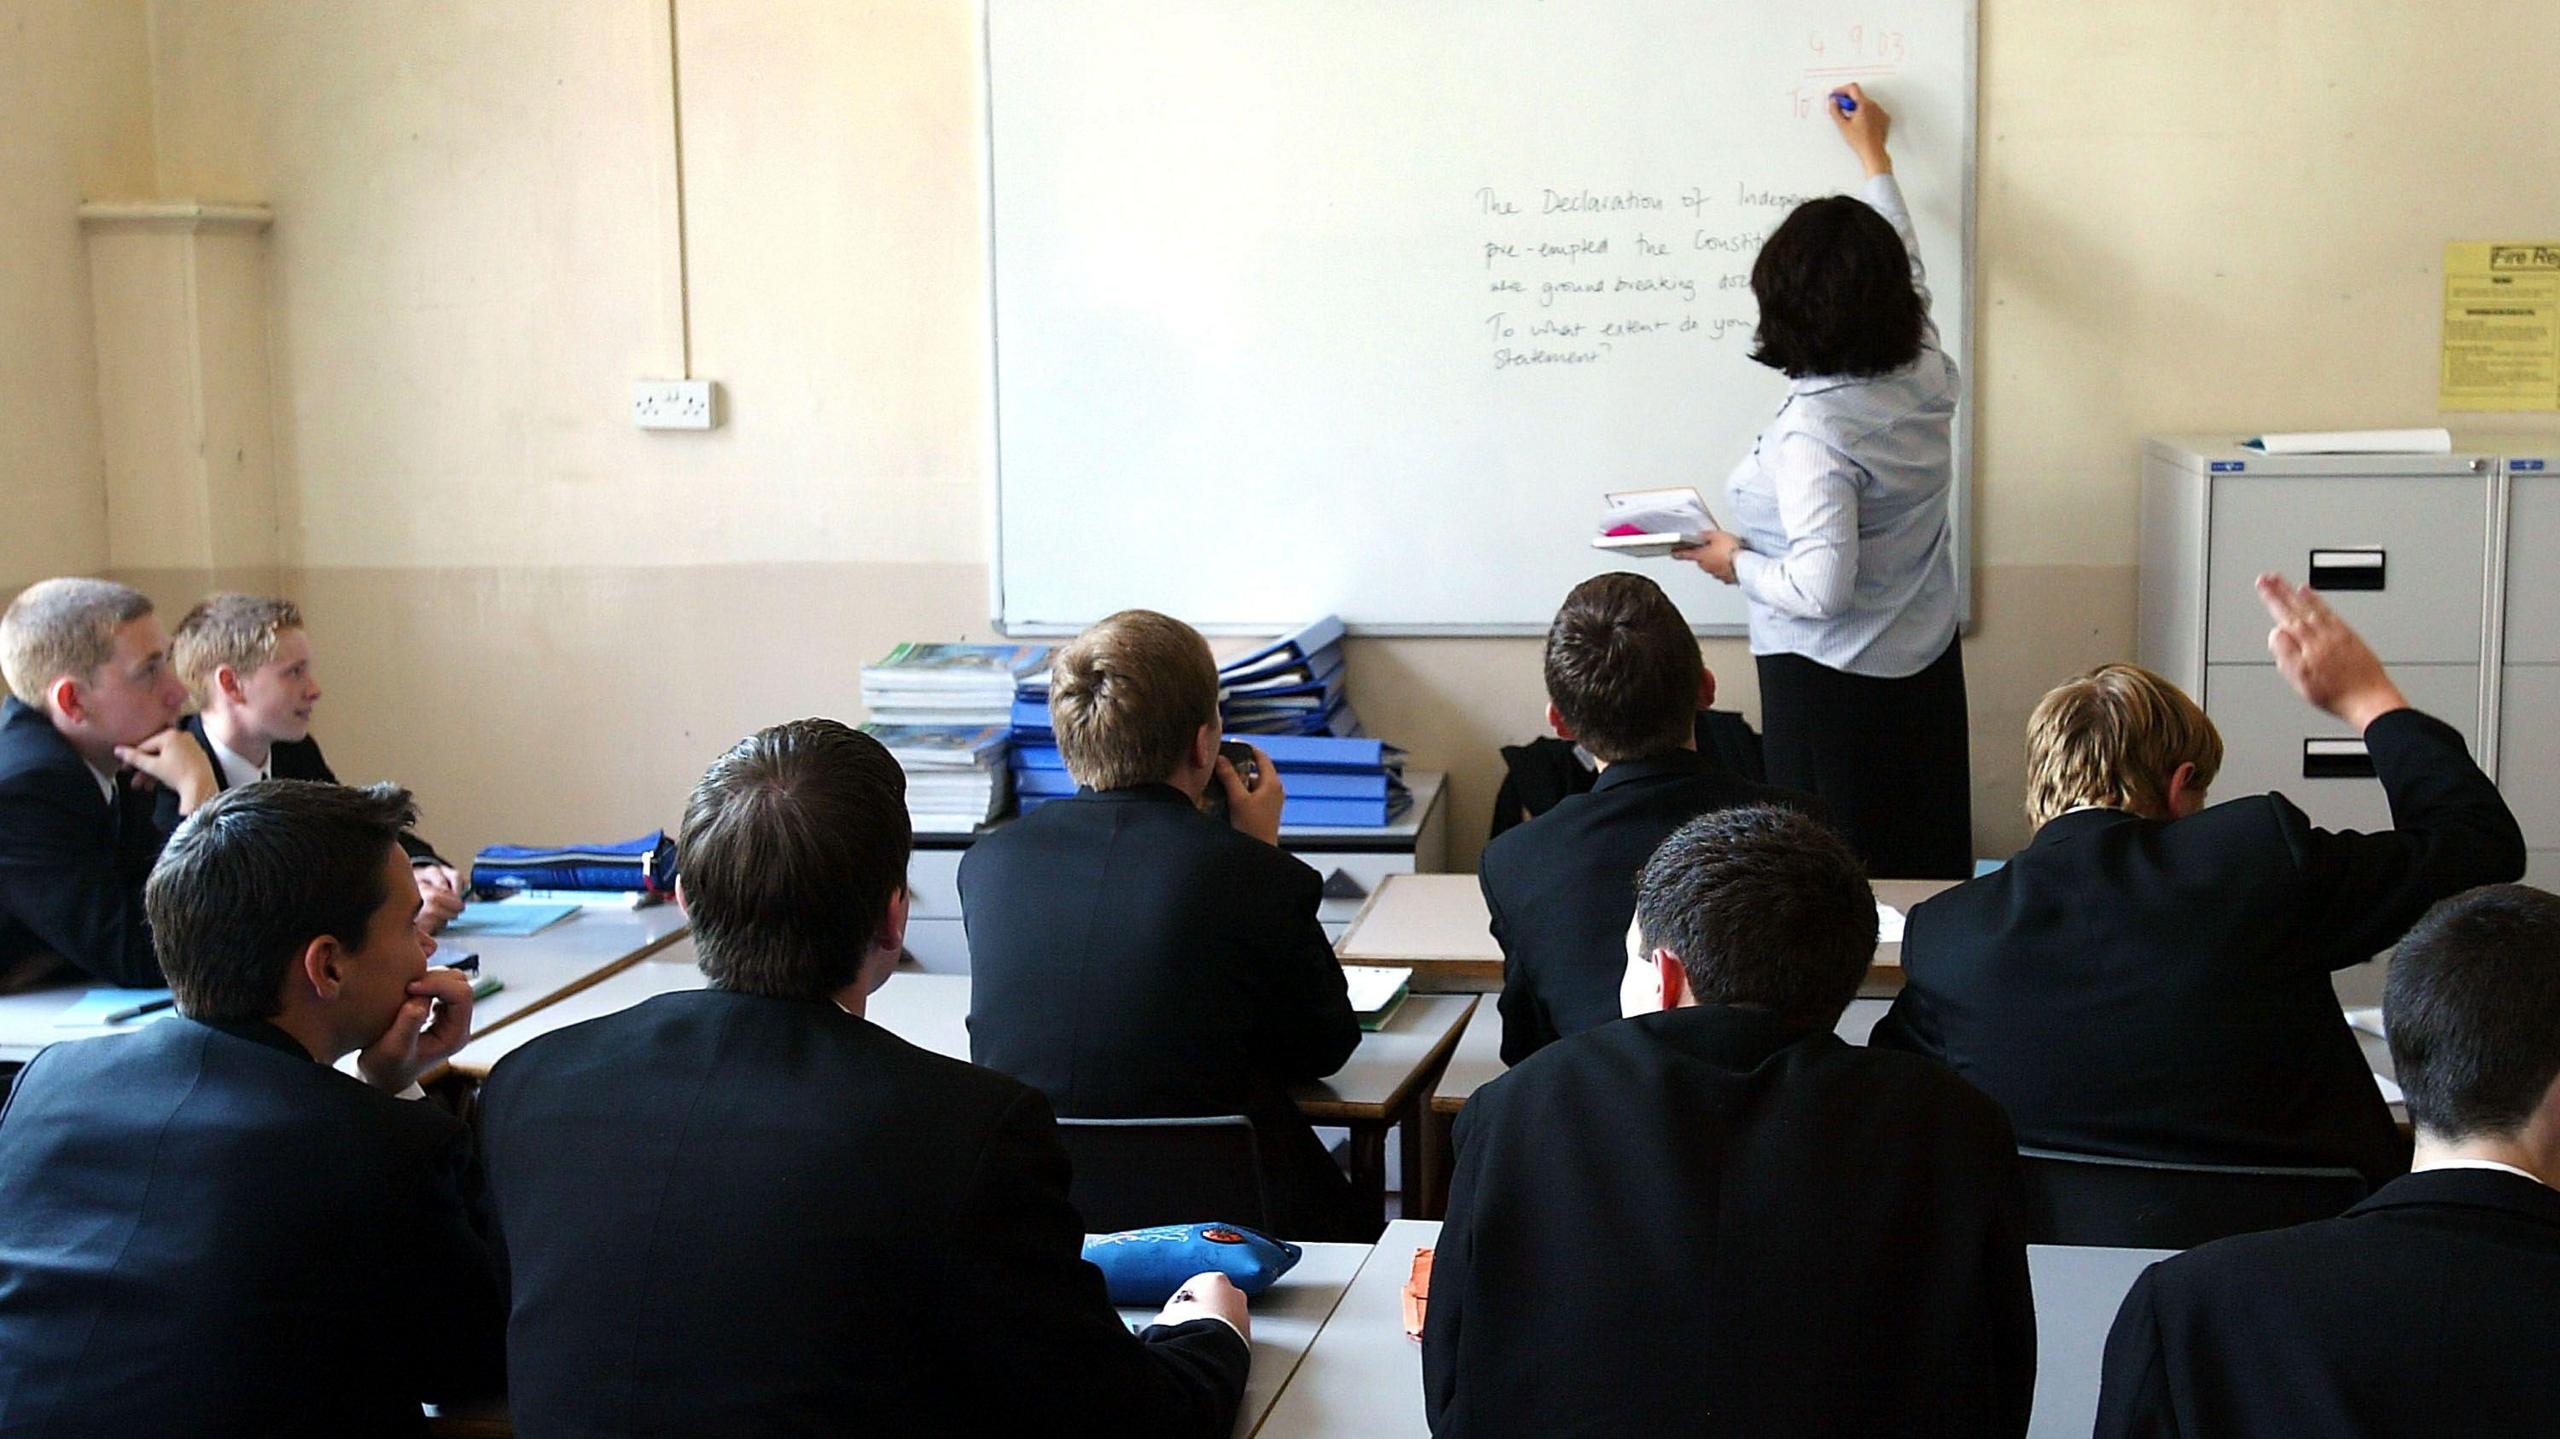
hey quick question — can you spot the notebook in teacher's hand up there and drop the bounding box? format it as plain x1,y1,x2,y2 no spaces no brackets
1592,487,1717,558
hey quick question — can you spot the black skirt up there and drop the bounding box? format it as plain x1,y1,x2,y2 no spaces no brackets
1755,640,1972,879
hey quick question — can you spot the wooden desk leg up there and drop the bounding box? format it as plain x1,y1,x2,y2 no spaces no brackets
1347,1123,1388,1227
1398,1103,1433,1220
1413,1107,1455,1221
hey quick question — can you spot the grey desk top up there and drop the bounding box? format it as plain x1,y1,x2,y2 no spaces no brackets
1251,1219,2170,1438
0,903,686,1066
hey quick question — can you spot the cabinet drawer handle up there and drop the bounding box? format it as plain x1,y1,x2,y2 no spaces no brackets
2303,738,2376,780
1320,868,1371,901
2307,548,2386,592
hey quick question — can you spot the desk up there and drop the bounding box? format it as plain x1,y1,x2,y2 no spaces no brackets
446,960,1475,1225
1252,1219,2170,1438
0,904,687,1067
430,1237,1370,1439
1336,874,1957,999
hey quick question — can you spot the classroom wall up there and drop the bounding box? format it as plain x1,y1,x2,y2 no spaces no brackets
62,0,2560,867
0,0,156,599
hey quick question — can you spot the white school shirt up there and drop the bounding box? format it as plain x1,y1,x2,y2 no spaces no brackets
1723,172,1959,680
207,735,271,791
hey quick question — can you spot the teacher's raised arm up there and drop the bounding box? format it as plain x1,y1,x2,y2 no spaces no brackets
1670,82,1971,878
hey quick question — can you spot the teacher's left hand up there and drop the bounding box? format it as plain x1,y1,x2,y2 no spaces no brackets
1671,530,1744,585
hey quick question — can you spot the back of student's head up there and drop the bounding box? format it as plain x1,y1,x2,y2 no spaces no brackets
147,779,418,1022
2023,663,2224,827
1636,804,1875,1029
0,577,155,708
682,718,909,1000
1543,573,1702,763
1748,195,1926,379
2386,884,2560,1141
173,593,303,706
1047,609,1219,790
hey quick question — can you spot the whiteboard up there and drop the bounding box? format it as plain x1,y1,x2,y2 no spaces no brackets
987,0,1974,634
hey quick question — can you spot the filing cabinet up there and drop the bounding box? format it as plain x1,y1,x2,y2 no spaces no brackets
2140,435,2558,837
2501,463,2560,880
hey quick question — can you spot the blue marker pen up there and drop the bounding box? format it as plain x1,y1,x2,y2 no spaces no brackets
1833,93,1857,115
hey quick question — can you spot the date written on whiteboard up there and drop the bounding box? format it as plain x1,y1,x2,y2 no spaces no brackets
1792,23,1907,119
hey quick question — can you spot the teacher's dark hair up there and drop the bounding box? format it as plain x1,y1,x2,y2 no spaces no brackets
681,718,910,1001
1748,195,1926,379
147,779,418,1022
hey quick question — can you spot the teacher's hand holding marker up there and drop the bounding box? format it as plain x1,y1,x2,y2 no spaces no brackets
1667,80,1976,879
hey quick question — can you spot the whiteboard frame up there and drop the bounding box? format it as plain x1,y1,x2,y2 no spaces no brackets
981,1,1977,640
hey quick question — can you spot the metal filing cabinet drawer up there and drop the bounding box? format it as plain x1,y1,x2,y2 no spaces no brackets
2204,662,2482,835
2499,666,2560,847
2505,472,2560,663
2206,475,2491,665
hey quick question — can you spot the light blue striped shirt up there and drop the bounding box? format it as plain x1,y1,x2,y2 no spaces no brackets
1723,173,1959,680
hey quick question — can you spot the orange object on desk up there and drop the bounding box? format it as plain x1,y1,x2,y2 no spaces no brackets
1403,1247,1434,1339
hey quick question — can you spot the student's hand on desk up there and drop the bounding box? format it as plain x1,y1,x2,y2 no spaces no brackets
114,726,218,815
413,864,465,933
2259,572,2409,730
355,965,475,1094
1671,530,1743,585
1155,1272,1251,1343
1219,743,1286,847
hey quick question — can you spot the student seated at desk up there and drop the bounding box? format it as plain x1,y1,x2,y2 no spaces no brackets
1426,806,2033,1437
1872,576,2525,1188
962,610,1366,1240
0,578,214,988
165,593,464,930
0,780,499,1437
476,720,1251,1437
2099,884,2560,1437
1478,572,1818,1063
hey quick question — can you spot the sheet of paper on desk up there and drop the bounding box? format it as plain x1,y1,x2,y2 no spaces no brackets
1875,903,1907,944
2344,1007,2385,1037
2374,1072,2404,1105
53,987,176,1028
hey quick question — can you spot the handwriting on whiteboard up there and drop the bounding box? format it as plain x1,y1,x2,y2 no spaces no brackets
1471,181,1821,372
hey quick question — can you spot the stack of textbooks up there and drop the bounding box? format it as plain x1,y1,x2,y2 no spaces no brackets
861,641,1052,727
860,641,1051,831
860,722,1013,833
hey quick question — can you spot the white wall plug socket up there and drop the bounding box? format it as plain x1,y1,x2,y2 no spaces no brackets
632,379,718,430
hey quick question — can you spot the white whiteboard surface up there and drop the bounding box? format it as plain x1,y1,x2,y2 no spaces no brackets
988,0,1973,635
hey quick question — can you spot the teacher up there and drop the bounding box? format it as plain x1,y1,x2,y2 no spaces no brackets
1675,84,1970,878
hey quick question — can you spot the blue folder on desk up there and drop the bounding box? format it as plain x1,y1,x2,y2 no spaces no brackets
445,901,579,937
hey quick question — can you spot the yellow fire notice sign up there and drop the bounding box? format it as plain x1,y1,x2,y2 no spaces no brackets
2442,242,2560,411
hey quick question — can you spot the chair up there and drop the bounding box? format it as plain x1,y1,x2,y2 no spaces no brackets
1055,1115,1273,1234
2016,1146,2368,1249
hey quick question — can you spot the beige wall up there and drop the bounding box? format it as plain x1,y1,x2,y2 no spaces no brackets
63,0,2558,866
0,0,155,596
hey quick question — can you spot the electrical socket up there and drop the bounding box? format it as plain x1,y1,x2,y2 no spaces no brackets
632,379,718,430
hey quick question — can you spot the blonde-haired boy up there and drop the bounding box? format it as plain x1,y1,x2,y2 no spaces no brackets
0,578,213,986
960,609,1367,1238
1874,576,2523,1189
166,594,463,931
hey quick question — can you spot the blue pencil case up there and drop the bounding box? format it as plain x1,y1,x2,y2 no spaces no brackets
1081,1222,1303,1306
